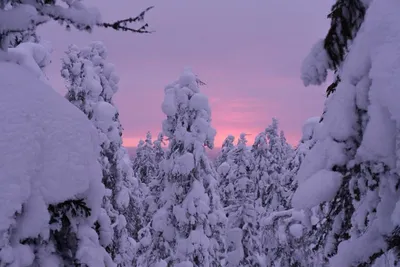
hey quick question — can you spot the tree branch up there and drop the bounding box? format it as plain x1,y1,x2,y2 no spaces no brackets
101,6,154,33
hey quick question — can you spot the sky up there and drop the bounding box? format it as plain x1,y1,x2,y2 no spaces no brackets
39,0,334,147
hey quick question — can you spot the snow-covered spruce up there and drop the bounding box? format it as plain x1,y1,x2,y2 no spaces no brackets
62,41,141,266
0,54,113,266
153,132,166,167
293,0,400,265
263,118,293,212
216,135,236,209
215,135,235,170
136,69,226,267
133,132,157,186
224,133,262,267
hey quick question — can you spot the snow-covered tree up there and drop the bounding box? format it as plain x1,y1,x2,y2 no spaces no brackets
137,69,226,267
215,135,235,169
0,1,152,51
216,135,236,209
301,0,369,95
293,1,400,265
251,131,270,213
264,118,293,211
285,117,321,198
258,117,322,267
154,132,166,166
62,41,141,266
133,132,157,185
224,133,261,267
0,49,113,266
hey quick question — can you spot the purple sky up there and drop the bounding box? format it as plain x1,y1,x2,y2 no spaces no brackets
39,0,333,147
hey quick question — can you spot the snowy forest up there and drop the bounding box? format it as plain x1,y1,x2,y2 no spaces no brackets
1,0,400,266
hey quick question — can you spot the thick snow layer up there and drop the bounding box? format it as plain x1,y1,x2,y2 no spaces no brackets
289,224,303,239
292,170,342,209
301,39,330,86
301,117,320,141
1,42,52,83
217,162,230,176
0,61,104,263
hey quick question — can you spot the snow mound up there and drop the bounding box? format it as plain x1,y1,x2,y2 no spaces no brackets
292,170,342,209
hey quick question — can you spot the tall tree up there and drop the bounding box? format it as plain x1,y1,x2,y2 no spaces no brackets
137,69,226,267
293,1,400,265
225,133,261,267
133,132,157,185
153,132,166,166
216,135,236,209
251,131,270,213
215,135,235,169
62,41,140,266
264,118,293,211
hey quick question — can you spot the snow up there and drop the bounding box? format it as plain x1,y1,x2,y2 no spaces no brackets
226,227,244,266
301,39,330,86
217,162,230,176
0,42,52,83
288,224,303,239
189,92,210,112
292,170,342,209
301,117,320,141
0,60,104,264
172,152,195,175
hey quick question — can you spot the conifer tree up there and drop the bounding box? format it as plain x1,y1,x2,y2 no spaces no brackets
216,135,236,209
264,118,292,211
251,131,270,212
293,1,400,265
133,131,157,185
137,69,226,267
153,132,166,166
62,41,140,266
215,135,235,169
225,133,261,267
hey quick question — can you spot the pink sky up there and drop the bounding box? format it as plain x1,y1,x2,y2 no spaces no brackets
40,0,333,147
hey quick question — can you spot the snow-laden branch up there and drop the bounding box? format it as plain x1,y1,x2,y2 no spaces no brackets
260,209,294,227
0,1,153,50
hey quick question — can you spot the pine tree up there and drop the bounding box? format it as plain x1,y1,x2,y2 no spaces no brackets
216,135,236,209
264,118,293,211
133,131,157,185
153,132,166,166
259,117,322,267
62,41,141,266
293,1,400,265
215,135,235,169
251,131,270,213
224,133,261,267
137,69,226,267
